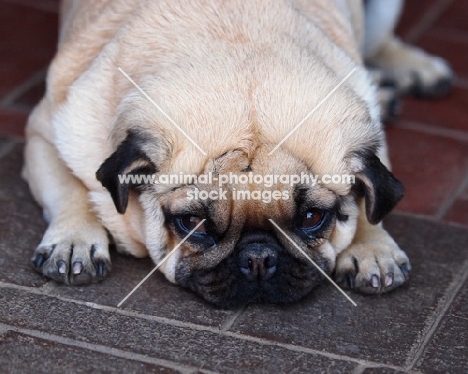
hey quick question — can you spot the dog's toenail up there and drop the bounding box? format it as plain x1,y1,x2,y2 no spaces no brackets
97,261,104,278
58,261,67,274
33,254,44,268
73,262,83,274
346,273,355,288
371,274,379,288
384,272,394,287
400,263,410,280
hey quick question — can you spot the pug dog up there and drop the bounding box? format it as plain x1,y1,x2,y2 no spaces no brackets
23,0,452,308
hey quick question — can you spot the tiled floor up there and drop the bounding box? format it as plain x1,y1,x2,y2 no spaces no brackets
389,0,468,226
0,0,468,373
1,136,468,373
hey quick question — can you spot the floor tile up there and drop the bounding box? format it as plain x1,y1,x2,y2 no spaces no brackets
443,181,468,225
0,2,57,99
0,288,358,374
385,127,468,216
0,139,47,287
397,87,468,132
13,78,46,109
228,215,468,366
362,369,405,374
434,0,468,33
0,109,28,137
0,331,176,374
0,0,59,13
395,0,438,38
47,252,233,328
414,278,468,373
417,28,468,80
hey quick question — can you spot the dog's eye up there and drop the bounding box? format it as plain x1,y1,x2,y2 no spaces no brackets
301,209,324,229
179,216,207,234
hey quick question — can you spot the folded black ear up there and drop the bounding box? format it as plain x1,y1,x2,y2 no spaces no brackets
355,154,404,224
96,132,156,214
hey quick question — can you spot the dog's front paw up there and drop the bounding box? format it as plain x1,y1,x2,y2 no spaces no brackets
334,240,410,294
32,225,111,285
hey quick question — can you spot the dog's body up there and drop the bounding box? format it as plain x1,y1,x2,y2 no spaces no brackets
23,0,451,307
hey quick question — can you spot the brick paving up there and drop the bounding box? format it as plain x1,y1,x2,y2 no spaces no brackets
0,1,467,373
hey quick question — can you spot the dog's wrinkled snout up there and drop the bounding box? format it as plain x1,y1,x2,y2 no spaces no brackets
239,244,278,281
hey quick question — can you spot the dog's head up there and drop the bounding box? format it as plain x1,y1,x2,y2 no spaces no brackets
95,66,403,308
96,139,402,308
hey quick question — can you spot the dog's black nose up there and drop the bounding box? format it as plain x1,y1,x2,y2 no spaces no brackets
239,244,278,281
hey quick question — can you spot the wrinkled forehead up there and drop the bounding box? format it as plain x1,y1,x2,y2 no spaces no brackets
157,152,339,230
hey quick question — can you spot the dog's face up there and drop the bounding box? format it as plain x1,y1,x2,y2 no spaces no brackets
97,127,403,308
143,147,355,308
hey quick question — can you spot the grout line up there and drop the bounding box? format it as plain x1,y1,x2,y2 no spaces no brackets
0,0,59,13
405,258,468,369
5,103,37,114
193,369,216,374
423,27,468,43
452,314,468,322
351,364,367,374
0,136,24,145
392,119,468,143
0,69,47,109
0,324,9,336
435,166,468,221
391,211,468,230
0,133,27,142
0,322,214,374
40,280,60,294
0,281,408,371
218,305,246,332
404,0,456,43
98,329,405,371
0,281,226,335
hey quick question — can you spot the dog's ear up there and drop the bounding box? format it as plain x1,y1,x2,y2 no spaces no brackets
355,154,404,225
96,132,156,214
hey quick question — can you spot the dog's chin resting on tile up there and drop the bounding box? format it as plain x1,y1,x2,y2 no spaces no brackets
23,0,450,308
